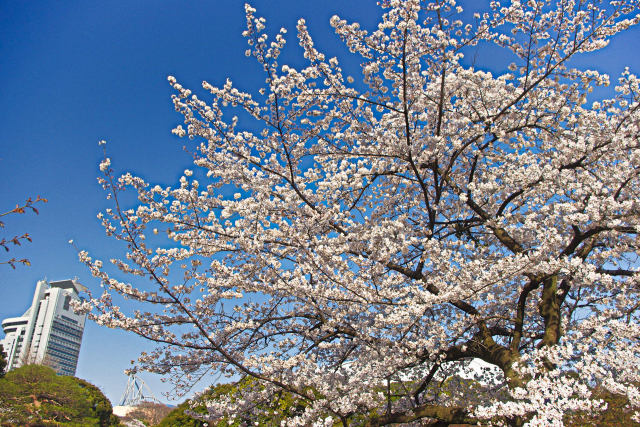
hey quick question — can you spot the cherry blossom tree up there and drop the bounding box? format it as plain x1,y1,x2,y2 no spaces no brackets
81,0,640,425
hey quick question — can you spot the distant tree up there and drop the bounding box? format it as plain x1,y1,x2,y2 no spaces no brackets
83,0,640,424
0,364,120,425
0,195,46,269
124,401,173,426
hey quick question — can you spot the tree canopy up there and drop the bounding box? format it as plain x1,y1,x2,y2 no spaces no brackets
80,0,640,425
157,378,305,427
0,364,120,426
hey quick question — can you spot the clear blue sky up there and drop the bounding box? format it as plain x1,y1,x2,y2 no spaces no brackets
1,0,638,405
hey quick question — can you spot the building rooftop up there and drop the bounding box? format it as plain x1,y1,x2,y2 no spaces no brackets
49,279,87,294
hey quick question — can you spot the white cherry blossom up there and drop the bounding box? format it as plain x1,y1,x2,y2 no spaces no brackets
82,1,640,425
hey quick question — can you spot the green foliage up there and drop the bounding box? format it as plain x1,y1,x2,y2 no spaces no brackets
156,399,207,427
157,377,306,427
159,375,494,426
0,364,120,426
73,377,122,426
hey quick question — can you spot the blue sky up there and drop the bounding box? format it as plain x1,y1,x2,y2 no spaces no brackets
0,0,380,405
1,0,639,406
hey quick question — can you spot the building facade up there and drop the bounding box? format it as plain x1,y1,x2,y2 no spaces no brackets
1,279,87,376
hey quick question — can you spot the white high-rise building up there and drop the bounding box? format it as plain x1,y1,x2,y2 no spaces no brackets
1,279,87,376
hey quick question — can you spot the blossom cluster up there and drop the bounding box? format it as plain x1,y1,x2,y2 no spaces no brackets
83,1,640,425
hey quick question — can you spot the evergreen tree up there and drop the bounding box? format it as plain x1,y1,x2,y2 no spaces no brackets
0,364,120,426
